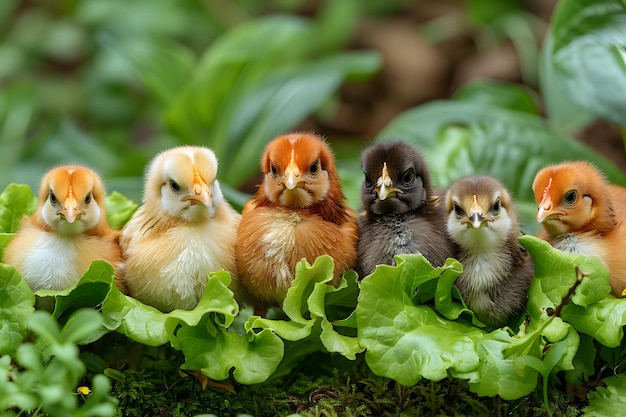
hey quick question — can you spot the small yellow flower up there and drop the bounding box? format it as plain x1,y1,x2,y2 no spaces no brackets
77,386,91,395
622,288,626,297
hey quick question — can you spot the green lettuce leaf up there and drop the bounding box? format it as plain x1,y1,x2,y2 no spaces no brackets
103,270,239,347
247,256,364,360
0,183,37,233
0,264,35,355
584,374,626,416
105,191,138,230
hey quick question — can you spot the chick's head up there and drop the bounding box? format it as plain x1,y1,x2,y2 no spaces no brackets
360,142,431,216
261,133,337,208
532,161,614,235
445,176,515,251
146,146,221,222
39,165,105,235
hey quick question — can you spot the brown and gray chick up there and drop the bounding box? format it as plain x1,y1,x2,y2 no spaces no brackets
445,175,534,328
356,141,454,277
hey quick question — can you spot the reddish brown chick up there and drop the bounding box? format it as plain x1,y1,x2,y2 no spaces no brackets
236,132,359,312
532,161,626,297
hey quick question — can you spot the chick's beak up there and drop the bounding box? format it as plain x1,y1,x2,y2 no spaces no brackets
182,165,213,207
536,178,565,223
462,195,492,228
284,149,303,190
536,194,565,223
374,162,403,201
59,195,84,223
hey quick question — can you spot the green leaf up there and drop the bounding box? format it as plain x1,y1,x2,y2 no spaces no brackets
584,374,626,416
107,36,196,104
539,31,594,132
39,261,117,322
177,316,284,385
59,309,106,346
453,79,540,115
358,255,485,385
551,0,626,126
103,270,238,347
0,183,37,233
247,256,364,360
0,264,34,355
105,191,138,230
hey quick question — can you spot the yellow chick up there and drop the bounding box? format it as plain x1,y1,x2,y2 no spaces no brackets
3,165,126,299
120,146,241,312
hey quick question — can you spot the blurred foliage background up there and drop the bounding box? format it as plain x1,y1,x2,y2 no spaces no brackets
1,0,624,225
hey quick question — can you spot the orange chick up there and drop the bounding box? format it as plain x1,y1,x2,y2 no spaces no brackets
236,132,359,312
120,146,241,312
532,161,626,297
3,165,125,299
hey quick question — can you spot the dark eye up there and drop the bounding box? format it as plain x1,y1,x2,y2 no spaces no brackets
564,190,577,205
363,173,373,188
270,165,278,177
492,198,500,214
310,160,319,175
84,192,92,205
401,169,415,186
49,190,57,204
170,180,181,192
453,203,463,217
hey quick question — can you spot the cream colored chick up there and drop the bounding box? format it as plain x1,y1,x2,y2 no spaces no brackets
3,165,125,298
121,146,241,312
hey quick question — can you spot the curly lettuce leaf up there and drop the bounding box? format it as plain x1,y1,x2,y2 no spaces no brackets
103,270,238,347
247,255,363,360
357,255,518,389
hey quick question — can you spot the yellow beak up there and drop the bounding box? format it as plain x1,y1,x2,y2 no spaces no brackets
374,162,403,201
182,165,212,207
462,195,492,228
284,149,302,190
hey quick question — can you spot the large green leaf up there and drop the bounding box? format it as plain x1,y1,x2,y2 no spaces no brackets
0,264,35,355
551,0,626,126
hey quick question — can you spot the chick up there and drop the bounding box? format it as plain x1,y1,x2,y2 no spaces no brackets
3,165,126,299
532,161,626,297
120,146,241,312
446,176,533,328
236,132,359,313
356,141,454,277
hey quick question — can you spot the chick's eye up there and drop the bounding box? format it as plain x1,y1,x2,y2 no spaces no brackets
492,198,500,214
564,190,577,205
270,165,278,177
169,180,181,193
49,190,57,205
402,169,415,186
84,192,92,205
309,160,320,175
453,203,463,217
363,173,373,187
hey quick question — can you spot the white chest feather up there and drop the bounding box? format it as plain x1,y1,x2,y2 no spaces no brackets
553,233,606,262
260,211,301,289
23,234,82,291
